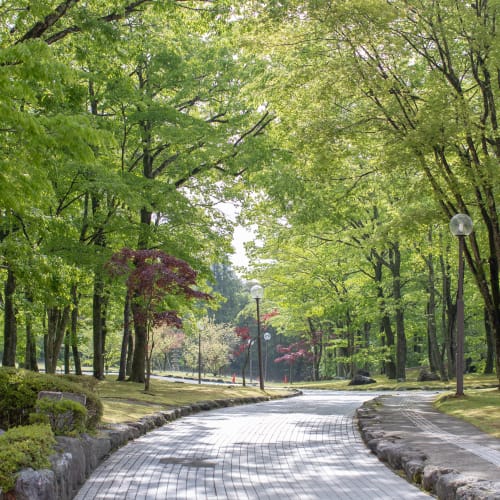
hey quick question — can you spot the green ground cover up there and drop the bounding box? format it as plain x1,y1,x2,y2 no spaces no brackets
290,371,498,391
435,389,500,438
97,378,290,424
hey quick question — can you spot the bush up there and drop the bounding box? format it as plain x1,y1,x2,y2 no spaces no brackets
0,424,55,492
0,368,103,430
30,398,88,436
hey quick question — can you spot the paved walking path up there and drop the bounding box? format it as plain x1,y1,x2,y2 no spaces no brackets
75,391,429,499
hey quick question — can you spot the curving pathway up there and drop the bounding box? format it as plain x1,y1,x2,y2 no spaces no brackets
75,391,430,499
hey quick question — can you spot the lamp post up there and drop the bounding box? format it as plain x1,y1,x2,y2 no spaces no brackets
264,331,271,381
250,284,265,390
449,213,473,397
197,321,202,385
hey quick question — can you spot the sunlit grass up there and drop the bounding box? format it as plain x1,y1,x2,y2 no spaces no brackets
434,388,500,438
290,372,498,392
97,377,290,424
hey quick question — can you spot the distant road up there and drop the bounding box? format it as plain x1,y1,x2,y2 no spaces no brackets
75,391,429,499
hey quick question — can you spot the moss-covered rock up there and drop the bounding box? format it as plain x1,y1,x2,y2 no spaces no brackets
0,368,102,430
0,424,56,493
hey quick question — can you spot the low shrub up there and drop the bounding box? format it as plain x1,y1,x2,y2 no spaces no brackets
0,424,56,493
30,398,88,436
0,368,102,430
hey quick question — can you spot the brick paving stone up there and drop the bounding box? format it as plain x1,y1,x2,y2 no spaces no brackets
74,391,430,499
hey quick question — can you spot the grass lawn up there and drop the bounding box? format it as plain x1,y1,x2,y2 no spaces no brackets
289,370,498,392
435,389,500,438
96,377,290,424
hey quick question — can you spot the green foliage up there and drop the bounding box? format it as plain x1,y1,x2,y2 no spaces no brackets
0,368,102,430
183,317,238,376
208,264,249,324
31,398,87,436
0,424,55,493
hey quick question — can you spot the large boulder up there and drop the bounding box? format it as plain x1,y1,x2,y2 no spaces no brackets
349,374,377,385
417,368,440,382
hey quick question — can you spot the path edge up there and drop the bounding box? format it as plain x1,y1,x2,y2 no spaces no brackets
356,395,500,500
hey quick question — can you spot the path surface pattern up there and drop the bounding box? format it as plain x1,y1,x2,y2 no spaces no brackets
75,391,429,499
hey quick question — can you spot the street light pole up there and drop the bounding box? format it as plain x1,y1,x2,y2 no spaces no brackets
449,213,473,397
198,323,202,385
264,331,271,382
250,284,265,391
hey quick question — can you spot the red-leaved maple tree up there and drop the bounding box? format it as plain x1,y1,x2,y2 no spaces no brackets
107,248,210,390
275,340,313,384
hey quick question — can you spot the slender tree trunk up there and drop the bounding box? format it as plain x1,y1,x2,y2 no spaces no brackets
373,256,396,378
129,206,153,383
130,299,147,383
307,317,320,381
118,291,132,381
93,273,106,380
484,308,495,374
64,331,70,374
24,293,38,371
363,322,371,372
45,306,71,374
2,267,17,367
126,331,134,376
390,244,407,381
440,253,456,378
71,285,82,375
144,328,153,392
242,344,252,387
424,238,447,380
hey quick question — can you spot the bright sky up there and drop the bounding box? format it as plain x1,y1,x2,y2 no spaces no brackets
230,225,255,268
216,200,255,269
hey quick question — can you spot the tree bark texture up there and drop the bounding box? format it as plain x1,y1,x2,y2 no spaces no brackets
2,267,17,367
45,305,70,373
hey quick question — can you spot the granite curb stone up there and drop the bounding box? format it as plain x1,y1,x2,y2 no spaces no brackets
356,396,500,500
3,389,301,500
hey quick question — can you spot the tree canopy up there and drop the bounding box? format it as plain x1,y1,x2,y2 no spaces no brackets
1,0,499,387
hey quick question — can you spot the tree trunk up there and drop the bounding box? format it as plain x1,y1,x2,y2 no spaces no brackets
440,252,456,379
92,273,106,380
45,306,71,374
483,308,495,374
126,331,134,376
24,293,38,371
2,267,17,367
64,331,70,374
71,285,82,375
144,331,152,391
424,239,447,380
118,291,132,381
129,299,147,383
373,255,396,378
242,344,252,387
390,243,407,381
129,207,153,382
307,317,320,381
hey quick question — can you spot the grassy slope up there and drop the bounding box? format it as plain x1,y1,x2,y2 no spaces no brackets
97,378,289,424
